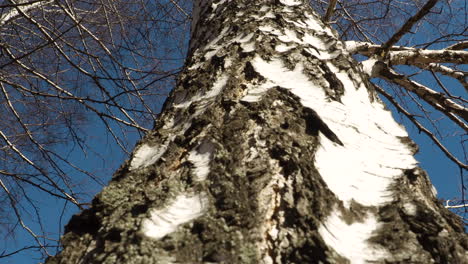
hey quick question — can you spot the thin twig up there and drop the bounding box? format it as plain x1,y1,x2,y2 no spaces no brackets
374,84,467,169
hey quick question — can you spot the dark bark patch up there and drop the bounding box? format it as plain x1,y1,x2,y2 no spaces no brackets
239,51,251,59
131,204,149,217
244,61,265,81
248,112,266,125
398,136,419,154
103,228,122,242
288,237,331,264
65,208,100,237
280,122,289,129
301,46,321,57
211,55,225,70
319,63,345,101
302,107,344,146
191,221,205,238
183,118,211,138
404,168,419,183
221,99,237,112
111,165,129,181
269,145,298,177
269,86,343,145
401,209,450,263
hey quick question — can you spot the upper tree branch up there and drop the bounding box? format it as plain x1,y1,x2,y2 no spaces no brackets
447,41,468,50
374,84,467,170
0,0,53,27
377,66,468,128
388,49,467,65
323,0,337,22
346,41,467,65
380,0,439,55
423,64,468,92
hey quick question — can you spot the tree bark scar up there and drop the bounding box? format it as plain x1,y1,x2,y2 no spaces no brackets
303,107,344,146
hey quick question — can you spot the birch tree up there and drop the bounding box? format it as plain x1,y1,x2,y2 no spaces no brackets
44,0,467,263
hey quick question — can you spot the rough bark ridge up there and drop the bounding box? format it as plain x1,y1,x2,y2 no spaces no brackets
47,0,467,263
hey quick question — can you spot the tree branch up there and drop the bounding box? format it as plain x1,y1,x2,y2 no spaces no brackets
423,64,467,92
377,66,468,126
381,0,439,54
0,178,50,256
323,0,337,22
446,41,468,50
0,0,53,27
346,41,467,65
373,84,467,169
389,49,467,65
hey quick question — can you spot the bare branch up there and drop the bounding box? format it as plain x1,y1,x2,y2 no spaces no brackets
424,64,467,91
377,66,467,125
445,204,468,209
323,0,337,22
0,178,50,256
373,84,467,169
346,41,467,65
169,0,190,19
0,245,54,259
429,70,467,100
0,0,53,27
446,41,468,50
381,0,439,54
389,49,467,65
336,3,373,43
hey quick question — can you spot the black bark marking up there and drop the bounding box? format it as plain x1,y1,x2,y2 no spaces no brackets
244,61,265,81
211,55,225,70
131,204,149,216
319,63,345,101
272,86,343,146
103,228,123,242
270,145,299,177
404,168,419,183
288,237,329,264
65,208,100,237
221,99,236,112
301,46,320,57
303,107,344,146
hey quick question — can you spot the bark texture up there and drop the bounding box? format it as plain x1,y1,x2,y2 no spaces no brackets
46,0,467,263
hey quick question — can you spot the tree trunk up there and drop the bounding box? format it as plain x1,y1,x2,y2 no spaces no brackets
46,0,467,263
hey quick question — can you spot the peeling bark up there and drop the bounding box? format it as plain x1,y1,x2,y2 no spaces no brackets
46,0,467,263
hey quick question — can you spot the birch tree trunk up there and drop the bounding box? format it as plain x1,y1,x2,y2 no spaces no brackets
46,0,467,263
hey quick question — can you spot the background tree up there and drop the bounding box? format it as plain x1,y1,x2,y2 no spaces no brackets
0,0,191,259
0,0,466,262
